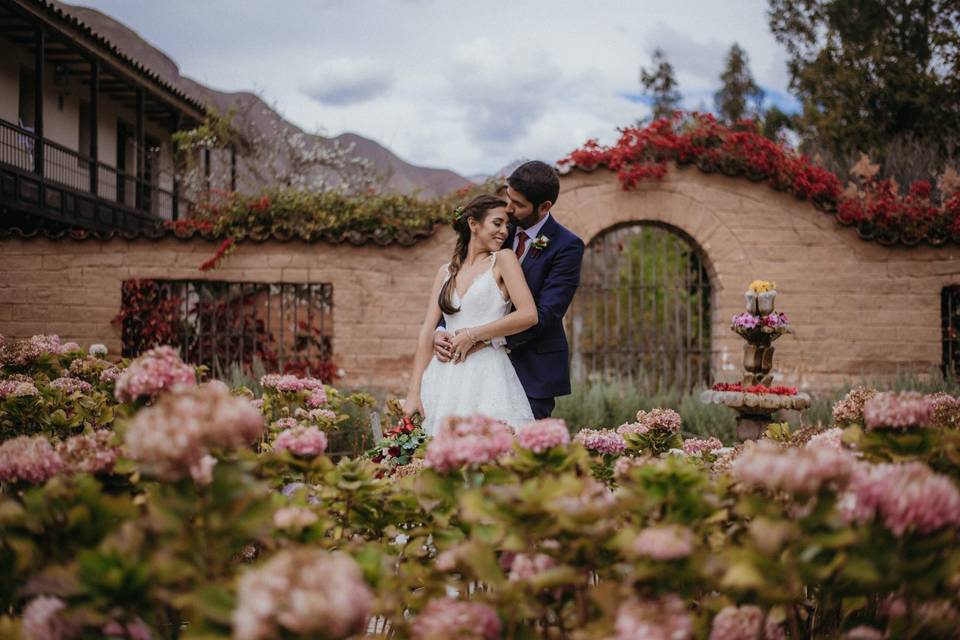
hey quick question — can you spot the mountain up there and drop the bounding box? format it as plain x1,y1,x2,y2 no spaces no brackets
57,2,473,198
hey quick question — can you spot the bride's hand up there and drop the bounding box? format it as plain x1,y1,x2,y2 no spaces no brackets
402,391,424,418
450,328,479,363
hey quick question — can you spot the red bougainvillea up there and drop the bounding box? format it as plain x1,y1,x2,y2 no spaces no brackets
561,113,960,246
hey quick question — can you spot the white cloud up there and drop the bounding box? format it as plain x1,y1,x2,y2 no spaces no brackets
71,0,793,177
299,58,394,106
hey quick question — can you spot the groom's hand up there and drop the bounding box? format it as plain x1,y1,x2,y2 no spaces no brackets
433,330,453,363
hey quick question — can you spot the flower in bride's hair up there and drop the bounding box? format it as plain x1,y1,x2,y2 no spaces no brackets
451,205,465,223
517,419,569,453
424,415,514,473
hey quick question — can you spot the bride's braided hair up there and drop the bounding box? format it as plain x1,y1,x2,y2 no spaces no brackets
438,194,507,315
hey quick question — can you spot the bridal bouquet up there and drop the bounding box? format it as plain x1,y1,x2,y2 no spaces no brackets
368,400,426,471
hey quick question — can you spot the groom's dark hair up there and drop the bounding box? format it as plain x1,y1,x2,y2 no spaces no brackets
507,161,560,213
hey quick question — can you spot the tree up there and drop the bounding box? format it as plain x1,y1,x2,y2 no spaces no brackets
640,48,682,121
767,0,960,166
714,43,765,123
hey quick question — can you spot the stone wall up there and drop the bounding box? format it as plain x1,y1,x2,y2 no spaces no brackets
2,165,959,393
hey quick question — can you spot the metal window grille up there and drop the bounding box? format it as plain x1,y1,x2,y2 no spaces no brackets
120,279,334,379
942,286,960,378
567,223,711,391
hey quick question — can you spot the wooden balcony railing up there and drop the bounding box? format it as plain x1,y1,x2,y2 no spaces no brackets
0,117,190,225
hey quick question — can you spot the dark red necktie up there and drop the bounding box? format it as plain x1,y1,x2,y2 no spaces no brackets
515,230,528,259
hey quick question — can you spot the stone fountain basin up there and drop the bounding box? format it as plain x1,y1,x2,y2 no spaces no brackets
700,389,812,412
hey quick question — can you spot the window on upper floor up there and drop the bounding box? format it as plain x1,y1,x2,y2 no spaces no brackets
18,66,36,130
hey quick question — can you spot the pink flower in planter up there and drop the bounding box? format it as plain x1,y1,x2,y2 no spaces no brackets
573,428,626,455
305,386,328,407
0,436,63,484
508,553,557,582
114,346,196,402
273,426,328,458
424,415,514,473
517,418,570,453
411,598,501,640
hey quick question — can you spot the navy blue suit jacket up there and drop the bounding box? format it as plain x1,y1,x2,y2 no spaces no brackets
501,215,585,399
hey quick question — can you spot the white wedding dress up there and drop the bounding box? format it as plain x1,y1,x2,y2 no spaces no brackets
420,252,535,436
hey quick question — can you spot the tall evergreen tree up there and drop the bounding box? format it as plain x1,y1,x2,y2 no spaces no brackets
714,43,764,123
767,0,960,162
640,48,682,121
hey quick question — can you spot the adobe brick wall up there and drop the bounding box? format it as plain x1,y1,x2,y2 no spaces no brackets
2,166,959,393
554,166,960,390
0,233,451,392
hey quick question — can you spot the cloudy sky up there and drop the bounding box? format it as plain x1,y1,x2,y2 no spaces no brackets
70,0,798,177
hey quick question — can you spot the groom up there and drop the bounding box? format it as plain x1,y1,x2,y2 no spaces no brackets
434,161,585,419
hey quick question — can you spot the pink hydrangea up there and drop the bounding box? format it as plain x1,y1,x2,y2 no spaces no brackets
640,408,683,433
839,461,960,536
631,525,696,560
614,455,651,480
29,334,63,354
0,379,39,398
805,428,844,450
411,599,501,640
272,417,299,431
114,346,196,403
844,627,884,640
306,387,328,408
550,478,617,517
731,440,855,495
517,418,569,453
862,391,933,430
508,553,557,582
273,426,328,458
57,431,117,475
102,618,152,640
616,421,649,435
49,377,93,395
21,595,78,640
709,605,785,640
273,506,319,530
928,392,960,429
99,367,121,384
424,415,515,473
573,428,627,455
124,382,264,481
58,342,82,354
832,386,878,425
232,549,372,640
260,374,324,393
682,437,724,455
0,436,63,484
613,594,693,640
296,408,338,423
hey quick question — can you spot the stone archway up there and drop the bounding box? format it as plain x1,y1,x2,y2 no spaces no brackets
567,221,712,390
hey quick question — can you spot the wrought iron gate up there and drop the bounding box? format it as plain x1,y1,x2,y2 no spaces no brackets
568,223,711,390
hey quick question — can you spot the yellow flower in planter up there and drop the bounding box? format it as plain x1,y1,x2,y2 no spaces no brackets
749,280,776,293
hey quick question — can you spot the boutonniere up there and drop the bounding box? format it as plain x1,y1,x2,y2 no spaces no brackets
530,235,550,254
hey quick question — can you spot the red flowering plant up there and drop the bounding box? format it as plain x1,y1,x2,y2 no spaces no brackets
561,114,960,246
367,398,426,472
711,382,799,396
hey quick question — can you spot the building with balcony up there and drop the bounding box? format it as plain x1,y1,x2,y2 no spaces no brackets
0,0,208,232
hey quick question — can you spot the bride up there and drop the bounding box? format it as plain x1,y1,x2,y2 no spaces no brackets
404,194,537,435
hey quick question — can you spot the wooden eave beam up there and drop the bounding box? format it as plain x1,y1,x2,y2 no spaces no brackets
5,0,205,122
